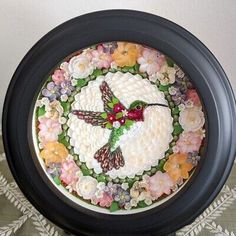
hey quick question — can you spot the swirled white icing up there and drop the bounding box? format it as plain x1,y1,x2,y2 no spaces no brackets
67,72,173,179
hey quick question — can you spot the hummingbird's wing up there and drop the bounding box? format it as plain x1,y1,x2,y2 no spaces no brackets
100,81,126,113
72,110,107,128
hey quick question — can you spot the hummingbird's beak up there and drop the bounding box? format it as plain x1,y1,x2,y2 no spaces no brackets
147,103,168,108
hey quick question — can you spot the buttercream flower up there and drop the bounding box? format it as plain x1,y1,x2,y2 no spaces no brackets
44,100,63,120
112,42,139,67
76,176,98,200
137,48,164,75
91,45,113,69
38,117,62,143
102,42,118,54
114,186,131,207
42,82,60,101
176,131,203,153
130,181,149,201
179,106,205,132
52,69,66,85
46,162,61,178
60,160,80,185
96,192,113,207
156,63,176,85
68,54,94,79
186,89,201,106
40,142,69,166
187,152,201,166
147,171,174,200
112,121,121,129
164,153,194,182
60,81,75,96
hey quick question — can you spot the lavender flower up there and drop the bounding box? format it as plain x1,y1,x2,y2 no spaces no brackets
114,186,131,207
60,81,75,96
102,42,118,54
171,89,186,105
42,82,60,101
46,162,62,178
187,152,201,166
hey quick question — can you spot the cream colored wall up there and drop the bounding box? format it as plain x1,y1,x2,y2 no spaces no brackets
0,0,235,121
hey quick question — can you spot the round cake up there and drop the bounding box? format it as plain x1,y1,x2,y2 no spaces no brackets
33,42,206,213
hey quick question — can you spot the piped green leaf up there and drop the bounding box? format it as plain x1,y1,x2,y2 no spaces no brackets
115,112,123,119
53,176,61,185
157,159,166,172
92,69,103,77
125,119,134,129
137,200,148,208
159,84,170,92
109,201,120,212
37,106,46,117
100,112,108,119
112,97,119,105
172,107,180,115
134,63,140,72
81,164,90,176
60,102,70,113
76,79,87,87
97,175,107,183
173,124,183,135
106,122,113,129
166,57,175,67
108,102,114,108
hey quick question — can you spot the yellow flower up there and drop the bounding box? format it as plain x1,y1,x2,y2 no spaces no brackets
164,153,193,182
112,42,139,67
40,142,68,166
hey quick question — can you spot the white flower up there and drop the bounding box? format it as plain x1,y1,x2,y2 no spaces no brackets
179,106,205,132
60,94,68,102
178,104,185,111
156,63,176,85
39,142,44,149
168,86,178,95
68,54,94,79
71,79,77,86
75,176,98,200
124,202,132,210
41,97,50,106
66,185,73,193
121,183,129,190
130,198,138,207
185,99,194,108
95,189,103,199
112,121,121,129
149,73,158,83
144,197,152,206
60,62,69,73
97,182,106,190
59,117,67,124
122,109,128,117
36,100,43,108
110,61,118,69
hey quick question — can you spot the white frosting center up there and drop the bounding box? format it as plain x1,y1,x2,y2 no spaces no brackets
67,72,173,179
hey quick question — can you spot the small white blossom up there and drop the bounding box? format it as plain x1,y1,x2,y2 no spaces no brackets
97,182,106,190
124,202,132,210
66,185,73,193
71,79,77,86
60,94,68,102
95,189,103,199
157,63,176,85
185,99,194,108
122,109,128,116
112,121,121,129
178,104,185,111
149,73,158,83
144,197,152,206
130,198,138,207
36,100,43,108
41,97,50,106
168,86,178,95
121,183,129,190
59,117,67,124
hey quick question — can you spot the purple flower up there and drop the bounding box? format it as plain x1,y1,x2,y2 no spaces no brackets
42,82,60,101
60,81,75,96
113,186,131,207
171,89,186,105
102,42,118,54
46,162,61,178
187,152,201,166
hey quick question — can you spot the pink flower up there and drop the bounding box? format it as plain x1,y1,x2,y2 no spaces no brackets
52,69,66,85
176,131,202,153
147,171,174,200
137,48,165,75
60,160,80,185
38,117,62,143
186,89,201,106
97,192,113,207
91,45,113,69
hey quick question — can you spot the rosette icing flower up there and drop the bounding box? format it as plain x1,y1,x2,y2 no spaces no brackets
60,160,80,185
137,48,164,75
40,142,69,166
38,117,62,143
179,106,205,132
52,69,66,85
42,82,60,101
91,45,113,69
112,42,139,67
146,171,174,200
156,63,176,85
175,131,203,153
76,176,98,200
186,89,201,106
164,153,194,182
44,100,63,120
68,54,94,79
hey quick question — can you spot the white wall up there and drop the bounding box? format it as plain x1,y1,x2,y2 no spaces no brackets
0,0,236,121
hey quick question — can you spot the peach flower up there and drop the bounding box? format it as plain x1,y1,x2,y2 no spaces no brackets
164,153,194,182
112,42,139,67
40,142,68,166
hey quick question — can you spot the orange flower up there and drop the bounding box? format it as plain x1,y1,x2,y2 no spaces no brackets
164,153,193,182
40,142,68,166
112,42,139,67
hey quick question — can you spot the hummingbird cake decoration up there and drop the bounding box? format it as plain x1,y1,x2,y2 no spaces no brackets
34,42,206,213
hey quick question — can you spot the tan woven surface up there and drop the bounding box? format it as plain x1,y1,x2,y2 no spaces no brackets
0,135,235,236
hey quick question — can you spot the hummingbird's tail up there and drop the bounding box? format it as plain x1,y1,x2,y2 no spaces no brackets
94,143,124,173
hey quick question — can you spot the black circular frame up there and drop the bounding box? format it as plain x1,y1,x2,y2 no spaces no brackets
2,10,236,236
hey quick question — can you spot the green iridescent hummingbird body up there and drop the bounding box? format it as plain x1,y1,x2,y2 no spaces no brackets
72,81,167,172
